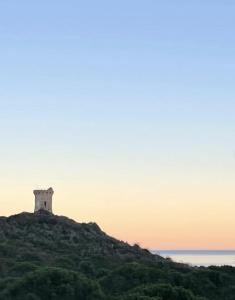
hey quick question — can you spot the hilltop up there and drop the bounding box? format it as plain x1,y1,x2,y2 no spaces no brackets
0,211,160,269
0,211,235,300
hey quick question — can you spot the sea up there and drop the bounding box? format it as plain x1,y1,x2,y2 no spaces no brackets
152,250,235,267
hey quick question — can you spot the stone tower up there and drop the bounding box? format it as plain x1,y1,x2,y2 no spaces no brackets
34,187,54,213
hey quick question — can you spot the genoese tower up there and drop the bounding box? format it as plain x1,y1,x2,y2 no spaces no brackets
34,187,54,213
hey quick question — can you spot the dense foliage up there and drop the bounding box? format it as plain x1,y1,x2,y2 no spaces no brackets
0,212,235,299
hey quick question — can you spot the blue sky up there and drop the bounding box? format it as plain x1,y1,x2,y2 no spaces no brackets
0,1,235,248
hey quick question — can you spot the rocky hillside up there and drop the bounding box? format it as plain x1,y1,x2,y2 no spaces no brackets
0,210,160,272
0,211,235,300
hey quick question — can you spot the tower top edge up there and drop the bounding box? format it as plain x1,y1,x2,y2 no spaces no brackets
33,187,54,194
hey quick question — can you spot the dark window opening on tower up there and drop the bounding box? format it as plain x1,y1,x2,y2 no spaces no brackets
44,201,46,208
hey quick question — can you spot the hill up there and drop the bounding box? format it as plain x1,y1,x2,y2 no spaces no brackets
0,211,235,300
0,211,160,270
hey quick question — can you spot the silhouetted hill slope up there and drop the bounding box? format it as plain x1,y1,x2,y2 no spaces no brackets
1,211,235,300
0,211,160,271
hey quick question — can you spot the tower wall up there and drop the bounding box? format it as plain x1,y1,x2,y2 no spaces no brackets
34,188,54,213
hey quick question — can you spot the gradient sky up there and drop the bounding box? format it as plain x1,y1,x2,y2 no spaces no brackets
1,1,235,249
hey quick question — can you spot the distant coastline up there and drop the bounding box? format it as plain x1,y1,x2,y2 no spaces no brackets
153,250,235,255
152,250,235,267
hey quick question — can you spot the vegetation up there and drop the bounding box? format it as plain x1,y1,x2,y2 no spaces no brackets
0,211,234,299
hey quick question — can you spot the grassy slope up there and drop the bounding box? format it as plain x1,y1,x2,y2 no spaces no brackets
0,211,234,300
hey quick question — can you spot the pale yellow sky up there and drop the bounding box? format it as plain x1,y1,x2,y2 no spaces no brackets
2,171,235,250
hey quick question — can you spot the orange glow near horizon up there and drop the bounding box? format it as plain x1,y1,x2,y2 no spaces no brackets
2,173,235,250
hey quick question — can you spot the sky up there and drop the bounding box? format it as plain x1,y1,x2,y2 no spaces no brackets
0,0,235,249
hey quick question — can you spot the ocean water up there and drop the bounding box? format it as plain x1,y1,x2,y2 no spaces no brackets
152,250,235,267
